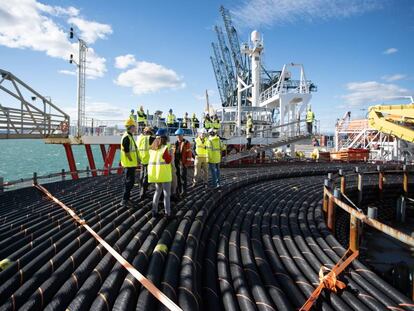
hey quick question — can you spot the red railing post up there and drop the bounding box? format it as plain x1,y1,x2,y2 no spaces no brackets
103,144,118,175
63,143,78,180
85,144,97,177
100,144,107,161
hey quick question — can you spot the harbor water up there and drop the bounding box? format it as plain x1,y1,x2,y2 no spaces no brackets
0,139,115,182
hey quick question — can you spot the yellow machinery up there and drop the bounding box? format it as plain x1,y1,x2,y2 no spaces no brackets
368,103,414,143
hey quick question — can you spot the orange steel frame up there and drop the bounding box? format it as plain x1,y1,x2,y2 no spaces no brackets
63,143,122,178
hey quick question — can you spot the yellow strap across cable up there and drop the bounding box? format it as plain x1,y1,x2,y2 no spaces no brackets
34,183,182,311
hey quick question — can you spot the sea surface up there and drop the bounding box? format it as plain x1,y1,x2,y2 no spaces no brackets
0,139,120,182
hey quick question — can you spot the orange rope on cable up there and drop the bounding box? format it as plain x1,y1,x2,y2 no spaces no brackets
33,183,183,311
299,249,359,311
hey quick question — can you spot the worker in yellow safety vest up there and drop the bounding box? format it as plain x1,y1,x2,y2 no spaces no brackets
137,106,147,130
136,126,155,199
167,109,177,128
203,113,212,130
191,113,200,130
129,109,136,122
192,128,209,187
191,113,200,136
181,112,189,129
306,107,315,134
206,128,226,188
212,114,221,131
148,128,173,219
120,118,139,207
246,114,253,150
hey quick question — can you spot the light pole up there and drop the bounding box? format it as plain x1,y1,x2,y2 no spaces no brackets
69,27,88,138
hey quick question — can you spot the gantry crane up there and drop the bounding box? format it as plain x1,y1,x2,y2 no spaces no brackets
368,101,414,143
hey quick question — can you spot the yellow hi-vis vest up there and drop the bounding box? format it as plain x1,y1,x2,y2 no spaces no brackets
195,137,208,158
213,119,220,129
137,110,147,124
167,113,176,125
207,136,224,164
137,134,150,165
306,110,315,123
148,145,172,183
120,132,139,167
246,118,253,129
204,119,212,129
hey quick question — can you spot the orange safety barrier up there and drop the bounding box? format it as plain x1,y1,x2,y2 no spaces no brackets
299,249,359,311
34,183,183,311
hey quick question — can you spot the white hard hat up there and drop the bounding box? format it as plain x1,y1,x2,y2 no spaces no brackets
199,128,207,134
208,128,215,134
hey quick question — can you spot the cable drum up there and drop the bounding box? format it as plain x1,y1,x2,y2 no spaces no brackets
0,163,413,311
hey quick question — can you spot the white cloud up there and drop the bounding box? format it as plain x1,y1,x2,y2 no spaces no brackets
381,74,406,82
114,55,185,95
383,47,398,54
0,0,110,78
59,69,76,76
342,81,412,106
36,2,79,17
66,101,129,120
68,17,112,44
232,0,383,28
114,54,136,69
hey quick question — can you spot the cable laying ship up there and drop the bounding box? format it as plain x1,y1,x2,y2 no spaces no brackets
0,5,413,311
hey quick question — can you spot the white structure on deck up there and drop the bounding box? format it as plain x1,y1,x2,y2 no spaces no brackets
216,30,315,145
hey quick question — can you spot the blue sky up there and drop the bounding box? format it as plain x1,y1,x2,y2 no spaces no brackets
1,0,413,133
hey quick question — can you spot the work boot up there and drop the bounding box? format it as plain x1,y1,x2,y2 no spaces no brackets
165,213,175,220
120,199,134,207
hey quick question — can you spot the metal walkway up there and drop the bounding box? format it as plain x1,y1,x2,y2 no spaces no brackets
0,69,70,139
223,120,312,163
223,133,311,163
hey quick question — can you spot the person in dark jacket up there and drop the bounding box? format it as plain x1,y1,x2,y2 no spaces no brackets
173,128,193,197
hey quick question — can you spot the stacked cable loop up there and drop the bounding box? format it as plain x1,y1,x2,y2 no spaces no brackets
0,163,413,311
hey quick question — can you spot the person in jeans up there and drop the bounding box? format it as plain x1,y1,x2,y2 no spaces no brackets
148,128,173,219
120,118,139,207
192,128,208,187
206,128,225,188
136,126,155,199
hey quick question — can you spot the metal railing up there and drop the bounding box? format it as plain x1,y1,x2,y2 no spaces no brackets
322,166,414,252
69,118,198,137
260,80,316,102
0,167,124,192
0,69,70,139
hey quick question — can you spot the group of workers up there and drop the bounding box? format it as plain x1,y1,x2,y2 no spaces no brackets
120,118,226,219
164,109,222,133
129,107,221,133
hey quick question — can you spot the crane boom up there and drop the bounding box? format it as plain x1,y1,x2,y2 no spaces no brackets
220,5,245,77
211,43,230,90
210,56,226,104
368,103,414,142
214,25,236,92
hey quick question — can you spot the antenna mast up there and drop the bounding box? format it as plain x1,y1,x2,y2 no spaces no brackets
69,27,88,137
